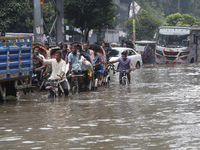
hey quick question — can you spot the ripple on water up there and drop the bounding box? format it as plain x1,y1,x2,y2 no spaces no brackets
57,126,80,129
39,128,52,130
22,141,35,144
0,136,22,141
31,147,42,149
1,64,200,149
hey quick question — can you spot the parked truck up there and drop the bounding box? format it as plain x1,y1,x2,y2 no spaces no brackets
0,36,33,102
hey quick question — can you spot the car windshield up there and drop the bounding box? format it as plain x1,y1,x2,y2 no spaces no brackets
157,28,190,47
110,49,122,57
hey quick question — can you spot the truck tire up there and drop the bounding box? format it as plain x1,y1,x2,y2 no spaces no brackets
0,84,4,102
5,81,16,97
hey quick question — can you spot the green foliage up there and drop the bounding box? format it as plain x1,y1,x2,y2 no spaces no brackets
124,9,161,41
64,0,116,42
164,13,200,26
0,0,22,33
7,0,33,33
136,0,200,24
136,0,165,24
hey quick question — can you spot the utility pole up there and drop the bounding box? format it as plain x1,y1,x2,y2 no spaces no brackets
33,0,64,45
33,0,43,43
178,0,180,13
133,0,135,42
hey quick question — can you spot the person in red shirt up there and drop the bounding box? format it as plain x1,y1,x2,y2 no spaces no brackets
69,43,73,51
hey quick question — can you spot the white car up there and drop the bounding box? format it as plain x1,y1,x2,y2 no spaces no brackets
109,47,143,70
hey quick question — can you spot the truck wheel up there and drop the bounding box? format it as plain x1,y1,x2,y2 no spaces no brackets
5,81,16,97
0,84,4,102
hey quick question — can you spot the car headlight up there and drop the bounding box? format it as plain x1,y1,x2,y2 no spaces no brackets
156,50,163,56
179,51,190,56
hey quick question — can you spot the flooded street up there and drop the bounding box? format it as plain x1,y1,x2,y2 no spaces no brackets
1,64,200,149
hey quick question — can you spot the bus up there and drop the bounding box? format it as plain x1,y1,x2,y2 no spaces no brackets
155,25,200,64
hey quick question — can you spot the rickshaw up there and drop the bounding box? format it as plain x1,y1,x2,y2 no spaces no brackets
33,43,48,59
50,46,61,58
81,50,95,90
31,43,50,90
125,41,156,64
31,44,60,91
89,45,110,86
65,49,95,93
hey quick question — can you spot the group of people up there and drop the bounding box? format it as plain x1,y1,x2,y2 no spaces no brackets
33,42,107,95
33,41,136,97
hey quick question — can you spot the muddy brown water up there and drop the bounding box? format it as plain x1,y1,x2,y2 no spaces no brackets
0,64,200,150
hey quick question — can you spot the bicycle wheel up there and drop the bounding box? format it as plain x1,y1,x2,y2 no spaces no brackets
122,78,126,86
72,86,77,95
48,93,51,99
106,80,109,86
95,78,98,88
94,86,98,91
89,80,92,90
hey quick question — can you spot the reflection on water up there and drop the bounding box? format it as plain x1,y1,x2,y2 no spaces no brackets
0,64,200,149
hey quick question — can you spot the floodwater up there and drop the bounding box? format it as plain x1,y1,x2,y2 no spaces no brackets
1,64,200,150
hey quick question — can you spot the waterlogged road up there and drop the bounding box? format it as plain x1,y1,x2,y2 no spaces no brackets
0,64,200,149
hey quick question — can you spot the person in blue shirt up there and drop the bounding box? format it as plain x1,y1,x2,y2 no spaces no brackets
68,44,83,90
103,43,112,61
108,51,135,84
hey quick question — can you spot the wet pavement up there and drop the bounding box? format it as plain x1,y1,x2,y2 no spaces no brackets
1,64,200,149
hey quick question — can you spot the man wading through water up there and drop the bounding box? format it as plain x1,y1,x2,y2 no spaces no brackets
108,51,136,84
68,45,83,91
33,51,69,96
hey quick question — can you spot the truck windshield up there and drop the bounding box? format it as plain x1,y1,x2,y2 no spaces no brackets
157,28,190,47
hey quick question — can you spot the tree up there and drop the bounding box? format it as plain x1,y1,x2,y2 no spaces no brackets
136,0,165,24
64,0,116,43
164,13,200,26
7,0,33,33
0,0,22,34
124,9,161,41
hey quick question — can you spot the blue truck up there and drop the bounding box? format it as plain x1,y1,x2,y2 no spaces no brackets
0,37,33,102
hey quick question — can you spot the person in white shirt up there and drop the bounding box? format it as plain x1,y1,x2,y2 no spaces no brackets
77,48,89,87
33,51,69,96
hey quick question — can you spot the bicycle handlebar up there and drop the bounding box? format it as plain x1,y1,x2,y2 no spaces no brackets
68,74,84,77
57,74,61,78
117,69,132,72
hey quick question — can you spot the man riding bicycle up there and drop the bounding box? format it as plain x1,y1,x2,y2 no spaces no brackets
68,44,83,91
108,51,136,84
33,51,69,96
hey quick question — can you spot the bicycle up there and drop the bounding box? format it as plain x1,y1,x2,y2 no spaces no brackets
107,63,116,74
46,75,67,99
117,69,132,86
70,74,83,95
106,57,116,74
